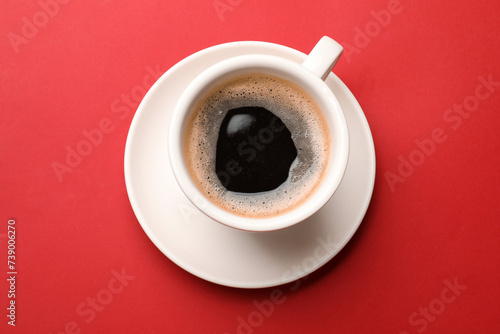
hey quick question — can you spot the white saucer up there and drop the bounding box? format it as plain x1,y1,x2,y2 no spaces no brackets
124,41,376,289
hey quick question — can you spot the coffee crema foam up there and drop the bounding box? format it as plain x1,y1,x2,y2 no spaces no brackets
183,73,330,218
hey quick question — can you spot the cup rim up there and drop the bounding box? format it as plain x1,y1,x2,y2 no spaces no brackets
168,54,349,232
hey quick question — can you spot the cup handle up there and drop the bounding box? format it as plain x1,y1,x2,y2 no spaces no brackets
302,36,343,81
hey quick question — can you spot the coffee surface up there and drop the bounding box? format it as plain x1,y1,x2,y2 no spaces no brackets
183,73,329,218
215,106,297,193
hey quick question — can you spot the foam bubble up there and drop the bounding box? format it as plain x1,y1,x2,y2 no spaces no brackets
183,73,329,218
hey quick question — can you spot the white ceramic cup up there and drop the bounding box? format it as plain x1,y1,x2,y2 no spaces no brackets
168,36,349,232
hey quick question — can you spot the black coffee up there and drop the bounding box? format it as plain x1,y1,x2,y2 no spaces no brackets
183,73,329,218
215,106,297,193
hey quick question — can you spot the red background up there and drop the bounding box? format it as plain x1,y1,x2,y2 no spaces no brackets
1,0,499,333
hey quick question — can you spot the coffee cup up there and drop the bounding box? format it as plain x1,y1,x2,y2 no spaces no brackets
168,36,349,232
